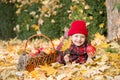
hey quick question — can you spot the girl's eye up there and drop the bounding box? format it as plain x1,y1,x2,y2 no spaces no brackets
80,36,85,38
75,35,78,37
75,35,85,38
72,34,85,38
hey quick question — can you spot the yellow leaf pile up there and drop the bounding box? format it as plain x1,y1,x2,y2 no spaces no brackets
40,64,57,76
61,37,71,51
0,33,120,80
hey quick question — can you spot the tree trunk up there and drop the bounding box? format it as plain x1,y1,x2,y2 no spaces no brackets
106,0,120,42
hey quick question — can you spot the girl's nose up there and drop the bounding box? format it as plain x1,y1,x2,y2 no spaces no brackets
77,37,81,40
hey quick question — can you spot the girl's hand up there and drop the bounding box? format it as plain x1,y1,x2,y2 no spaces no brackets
87,51,96,58
64,54,70,64
63,27,69,39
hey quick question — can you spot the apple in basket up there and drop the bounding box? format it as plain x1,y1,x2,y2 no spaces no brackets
29,48,44,56
43,47,52,54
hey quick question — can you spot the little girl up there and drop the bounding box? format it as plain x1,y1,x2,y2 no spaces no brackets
56,20,96,64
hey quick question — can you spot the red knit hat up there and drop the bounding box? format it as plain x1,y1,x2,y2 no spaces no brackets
68,20,88,36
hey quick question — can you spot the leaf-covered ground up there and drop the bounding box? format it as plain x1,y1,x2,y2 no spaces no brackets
0,33,120,80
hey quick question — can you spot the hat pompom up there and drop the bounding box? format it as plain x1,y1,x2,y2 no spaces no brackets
68,20,88,36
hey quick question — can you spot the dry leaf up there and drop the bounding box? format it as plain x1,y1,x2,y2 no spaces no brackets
56,74,67,80
114,75,120,80
0,33,120,80
40,64,57,76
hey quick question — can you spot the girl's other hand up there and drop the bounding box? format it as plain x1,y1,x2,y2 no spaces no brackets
64,54,70,64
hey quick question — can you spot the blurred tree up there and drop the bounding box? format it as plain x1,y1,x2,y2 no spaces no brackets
0,1,16,40
106,0,120,43
0,0,107,40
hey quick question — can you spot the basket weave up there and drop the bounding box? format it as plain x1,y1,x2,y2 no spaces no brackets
18,34,56,72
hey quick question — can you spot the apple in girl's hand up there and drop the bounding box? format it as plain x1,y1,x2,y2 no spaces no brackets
86,45,96,53
86,45,96,57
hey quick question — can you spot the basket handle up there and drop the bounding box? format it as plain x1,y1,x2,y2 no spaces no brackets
24,34,55,51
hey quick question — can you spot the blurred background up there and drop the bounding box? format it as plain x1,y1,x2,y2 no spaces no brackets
0,0,119,42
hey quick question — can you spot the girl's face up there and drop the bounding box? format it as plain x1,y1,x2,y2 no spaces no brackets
71,33,86,46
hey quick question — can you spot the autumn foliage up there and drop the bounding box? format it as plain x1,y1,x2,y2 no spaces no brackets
0,33,120,80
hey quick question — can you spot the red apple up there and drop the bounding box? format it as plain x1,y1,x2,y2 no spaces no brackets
29,48,45,56
86,45,96,53
34,48,44,55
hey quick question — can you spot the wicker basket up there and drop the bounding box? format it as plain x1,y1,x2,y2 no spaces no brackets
18,34,57,72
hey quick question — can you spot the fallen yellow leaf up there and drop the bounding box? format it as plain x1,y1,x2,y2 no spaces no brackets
40,64,57,76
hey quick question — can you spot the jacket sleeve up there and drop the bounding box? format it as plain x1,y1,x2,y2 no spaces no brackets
56,50,65,64
56,37,65,64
